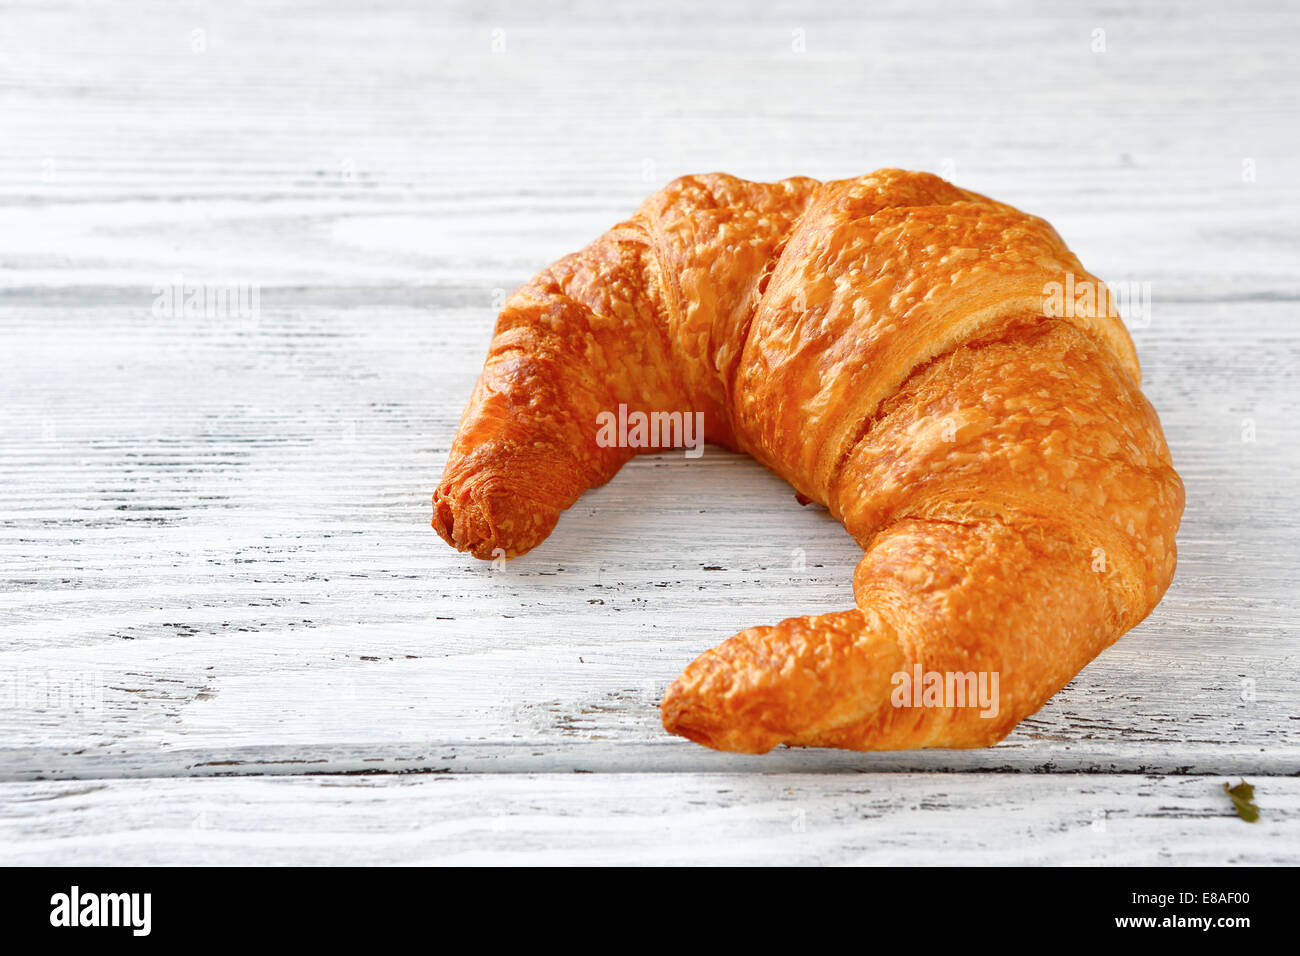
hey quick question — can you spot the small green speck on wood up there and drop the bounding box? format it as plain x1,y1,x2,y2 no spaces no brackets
1224,779,1259,823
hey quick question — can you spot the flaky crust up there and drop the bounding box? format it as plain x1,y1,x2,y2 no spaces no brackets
433,169,1184,752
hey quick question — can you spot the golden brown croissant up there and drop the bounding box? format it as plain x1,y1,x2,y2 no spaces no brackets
433,169,1184,753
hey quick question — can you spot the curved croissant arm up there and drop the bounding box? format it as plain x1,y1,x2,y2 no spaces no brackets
432,228,670,558
662,318,1182,752
434,173,815,557
434,169,1184,752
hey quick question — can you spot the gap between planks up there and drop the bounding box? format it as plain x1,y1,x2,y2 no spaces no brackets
2,741,1298,784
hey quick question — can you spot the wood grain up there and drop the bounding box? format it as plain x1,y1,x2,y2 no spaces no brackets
2,298,1294,776
1,0,1297,862
2,773,1294,866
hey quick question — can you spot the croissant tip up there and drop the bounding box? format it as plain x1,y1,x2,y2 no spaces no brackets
432,485,560,562
661,684,779,755
432,490,495,559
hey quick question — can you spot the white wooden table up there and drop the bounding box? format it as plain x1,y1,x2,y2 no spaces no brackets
2,0,1297,865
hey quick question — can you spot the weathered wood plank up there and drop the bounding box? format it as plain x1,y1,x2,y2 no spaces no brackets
0,297,1296,775
2,773,1294,866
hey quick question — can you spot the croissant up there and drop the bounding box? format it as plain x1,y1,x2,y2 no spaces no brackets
433,169,1184,753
